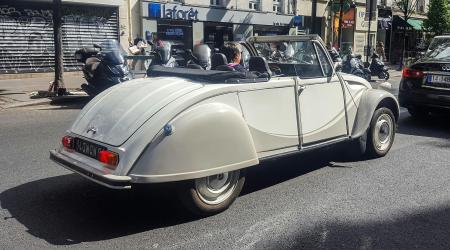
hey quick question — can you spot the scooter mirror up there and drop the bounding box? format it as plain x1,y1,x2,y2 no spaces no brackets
93,43,102,49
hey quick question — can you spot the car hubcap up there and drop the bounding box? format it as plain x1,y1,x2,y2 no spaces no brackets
374,114,394,152
195,171,240,205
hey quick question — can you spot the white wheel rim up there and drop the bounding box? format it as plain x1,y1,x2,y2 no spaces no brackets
373,113,394,152
195,171,240,205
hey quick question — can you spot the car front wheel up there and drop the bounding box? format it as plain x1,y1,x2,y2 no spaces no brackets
366,107,396,158
178,170,245,216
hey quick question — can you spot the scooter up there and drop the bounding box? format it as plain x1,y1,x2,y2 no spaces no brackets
342,54,371,81
75,40,132,96
368,53,390,80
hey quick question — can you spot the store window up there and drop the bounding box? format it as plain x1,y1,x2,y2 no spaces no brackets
273,0,282,13
249,0,260,11
204,22,233,49
210,0,221,6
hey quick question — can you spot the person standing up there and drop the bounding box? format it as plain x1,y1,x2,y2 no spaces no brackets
376,41,386,62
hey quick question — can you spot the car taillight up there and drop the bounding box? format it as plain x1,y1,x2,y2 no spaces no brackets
62,136,73,149
402,68,424,79
98,150,119,168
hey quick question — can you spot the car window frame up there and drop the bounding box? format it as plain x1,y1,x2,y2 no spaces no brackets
313,42,334,79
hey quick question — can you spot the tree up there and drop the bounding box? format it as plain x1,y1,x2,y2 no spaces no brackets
423,0,450,35
50,0,66,96
393,0,418,68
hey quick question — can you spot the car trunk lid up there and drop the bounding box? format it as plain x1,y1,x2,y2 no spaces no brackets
71,77,202,146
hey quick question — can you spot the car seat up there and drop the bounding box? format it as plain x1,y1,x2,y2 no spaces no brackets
249,56,272,78
211,53,228,70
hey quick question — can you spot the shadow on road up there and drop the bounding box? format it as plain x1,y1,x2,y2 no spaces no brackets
287,206,450,249
0,148,345,245
397,113,450,141
0,175,197,245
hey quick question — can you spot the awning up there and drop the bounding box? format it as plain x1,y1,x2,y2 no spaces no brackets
407,19,424,30
393,16,424,31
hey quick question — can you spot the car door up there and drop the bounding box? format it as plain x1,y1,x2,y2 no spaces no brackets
238,78,300,154
296,40,348,146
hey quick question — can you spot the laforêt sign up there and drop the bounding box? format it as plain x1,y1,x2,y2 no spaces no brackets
149,2,198,21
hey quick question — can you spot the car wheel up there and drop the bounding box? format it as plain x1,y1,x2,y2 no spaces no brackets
408,107,430,119
178,170,245,216
366,107,396,158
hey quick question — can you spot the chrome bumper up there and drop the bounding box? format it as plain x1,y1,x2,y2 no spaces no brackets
49,150,132,189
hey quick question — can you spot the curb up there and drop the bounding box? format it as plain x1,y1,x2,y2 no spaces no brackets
0,95,90,109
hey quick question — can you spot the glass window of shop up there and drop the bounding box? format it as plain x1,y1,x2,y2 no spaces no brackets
253,25,289,36
204,22,233,49
332,9,355,54
156,19,193,52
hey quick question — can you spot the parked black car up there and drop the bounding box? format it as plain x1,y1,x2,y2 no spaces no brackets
399,35,450,118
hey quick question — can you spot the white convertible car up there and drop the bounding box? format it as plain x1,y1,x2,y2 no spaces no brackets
50,35,399,215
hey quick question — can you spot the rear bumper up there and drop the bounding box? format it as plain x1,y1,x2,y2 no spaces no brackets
50,150,132,189
399,88,450,110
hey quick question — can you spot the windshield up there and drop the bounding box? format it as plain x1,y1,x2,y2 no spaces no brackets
99,40,126,65
425,37,450,60
253,41,328,78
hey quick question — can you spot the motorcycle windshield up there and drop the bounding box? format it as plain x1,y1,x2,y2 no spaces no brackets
100,40,126,65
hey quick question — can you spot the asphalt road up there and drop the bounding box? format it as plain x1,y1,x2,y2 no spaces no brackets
1,79,449,249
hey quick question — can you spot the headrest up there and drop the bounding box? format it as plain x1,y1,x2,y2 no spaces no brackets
211,53,228,70
249,56,272,77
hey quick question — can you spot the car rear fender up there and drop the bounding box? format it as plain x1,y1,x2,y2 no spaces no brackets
351,89,399,139
128,103,259,183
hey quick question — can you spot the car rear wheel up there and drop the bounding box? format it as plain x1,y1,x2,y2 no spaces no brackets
366,107,396,158
178,170,245,216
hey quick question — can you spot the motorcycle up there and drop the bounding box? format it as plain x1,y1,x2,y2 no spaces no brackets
342,54,371,81
75,40,132,96
368,53,390,80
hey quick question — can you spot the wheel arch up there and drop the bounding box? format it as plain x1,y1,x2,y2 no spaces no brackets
128,102,259,183
351,89,399,139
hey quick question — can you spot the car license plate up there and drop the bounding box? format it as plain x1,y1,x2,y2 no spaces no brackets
426,75,450,89
73,138,106,160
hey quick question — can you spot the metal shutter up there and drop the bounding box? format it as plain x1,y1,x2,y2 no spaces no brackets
0,3,119,74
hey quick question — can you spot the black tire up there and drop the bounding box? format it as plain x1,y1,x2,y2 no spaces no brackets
408,107,430,119
178,170,245,216
365,107,396,158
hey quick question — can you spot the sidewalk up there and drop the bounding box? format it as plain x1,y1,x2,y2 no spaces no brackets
0,76,87,110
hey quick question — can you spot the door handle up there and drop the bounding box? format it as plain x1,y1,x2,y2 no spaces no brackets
297,85,306,95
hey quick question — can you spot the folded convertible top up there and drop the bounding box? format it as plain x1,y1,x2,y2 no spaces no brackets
147,66,269,83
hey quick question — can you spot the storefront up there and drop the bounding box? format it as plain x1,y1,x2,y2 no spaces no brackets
354,6,377,59
142,1,296,50
332,8,355,53
390,16,425,64
0,1,120,74
376,8,392,61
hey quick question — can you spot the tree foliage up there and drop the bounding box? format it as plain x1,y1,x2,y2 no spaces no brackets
393,0,418,20
423,0,450,35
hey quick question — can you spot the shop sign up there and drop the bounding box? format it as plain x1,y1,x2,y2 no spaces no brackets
143,2,293,26
355,7,377,31
149,3,199,21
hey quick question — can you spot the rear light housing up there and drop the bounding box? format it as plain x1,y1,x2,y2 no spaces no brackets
402,68,424,79
62,136,73,149
98,150,119,169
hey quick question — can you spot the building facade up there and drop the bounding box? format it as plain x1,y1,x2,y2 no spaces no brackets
0,0,130,75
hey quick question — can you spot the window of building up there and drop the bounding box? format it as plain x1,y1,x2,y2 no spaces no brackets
273,0,282,13
416,0,425,13
210,0,221,6
249,0,260,11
